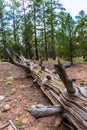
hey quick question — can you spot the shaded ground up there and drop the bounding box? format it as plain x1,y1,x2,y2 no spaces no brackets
0,62,87,130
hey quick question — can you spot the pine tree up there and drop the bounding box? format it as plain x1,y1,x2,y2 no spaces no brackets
75,10,87,61
56,11,76,64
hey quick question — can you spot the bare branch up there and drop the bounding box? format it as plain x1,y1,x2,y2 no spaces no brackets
5,48,30,69
64,63,72,69
54,60,75,94
0,122,9,129
8,120,17,130
25,104,62,118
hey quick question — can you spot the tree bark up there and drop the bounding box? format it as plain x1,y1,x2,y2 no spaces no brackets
0,4,8,60
12,8,16,45
5,48,87,130
50,0,56,60
43,1,48,61
33,1,39,60
54,60,75,94
25,104,62,118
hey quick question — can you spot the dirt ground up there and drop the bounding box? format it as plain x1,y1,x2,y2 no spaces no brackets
0,61,87,130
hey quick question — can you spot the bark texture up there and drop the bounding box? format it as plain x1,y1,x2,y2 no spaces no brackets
5,48,87,130
25,104,62,118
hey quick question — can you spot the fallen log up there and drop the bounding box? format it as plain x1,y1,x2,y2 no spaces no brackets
5,48,87,130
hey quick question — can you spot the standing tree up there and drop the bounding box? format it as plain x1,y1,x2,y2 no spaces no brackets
56,11,76,64
32,0,39,60
75,10,87,61
46,0,56,60
42,0,48,60
8,0,21,53
22,14,33,59
0,0,8,59
46,0,64,60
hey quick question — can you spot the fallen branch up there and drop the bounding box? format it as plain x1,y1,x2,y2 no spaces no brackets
64,62,72,69
8,120,17,130
0,122,9,129
25,104,62,118
0,119,17,130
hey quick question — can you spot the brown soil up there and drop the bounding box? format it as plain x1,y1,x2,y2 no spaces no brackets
0,62,87,130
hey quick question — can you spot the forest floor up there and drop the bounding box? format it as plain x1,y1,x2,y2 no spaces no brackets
0,61,87,130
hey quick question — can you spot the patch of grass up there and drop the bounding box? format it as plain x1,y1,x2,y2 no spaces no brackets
14,77,21,81
79,79,84,82
10,92,15,95
0,78,4,82
5,76,14,84
29,98,32,102
10,91,16,95
4,93,9,97
85,83,87,85
10,88,16,95
74,57,85,64
15,120,21,127
0,60,9,64
6,76,14,81
47,57,87,65
6,81,13,84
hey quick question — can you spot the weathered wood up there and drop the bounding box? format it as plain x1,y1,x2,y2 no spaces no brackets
5,48,87,130
39,57,44,67
64,62,71,69
8,120,17,130
5,48,30,69
0,120,17,130
25,104,62,118
0,122,9,129
54,60,75,94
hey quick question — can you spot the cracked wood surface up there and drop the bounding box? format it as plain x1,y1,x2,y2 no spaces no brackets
5,48,87,130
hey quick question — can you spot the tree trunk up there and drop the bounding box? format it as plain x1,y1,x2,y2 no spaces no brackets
33,2,39,60
13,8,16,45
50,0,56,60
43,1,48,61
69,32,73,65
0,7,8,60
22,0,28,58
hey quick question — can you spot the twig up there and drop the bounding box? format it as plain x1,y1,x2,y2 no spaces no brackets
9,120,17,130
0,122,9,130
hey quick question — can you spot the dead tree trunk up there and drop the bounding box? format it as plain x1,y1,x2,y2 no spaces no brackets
54,60,75,94
5,48,87,130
